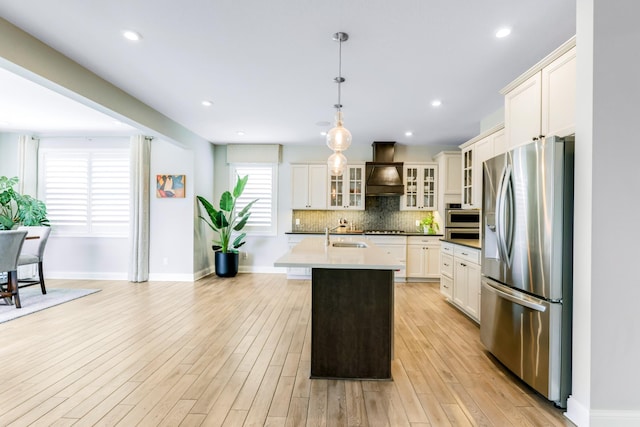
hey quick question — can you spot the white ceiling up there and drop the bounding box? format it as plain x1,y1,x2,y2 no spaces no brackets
0,0,576,146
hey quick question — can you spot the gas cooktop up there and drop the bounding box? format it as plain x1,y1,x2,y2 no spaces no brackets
364,230,405,234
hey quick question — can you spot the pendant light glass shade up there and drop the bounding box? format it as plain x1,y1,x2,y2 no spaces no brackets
327,151,347,176
326,111,352,151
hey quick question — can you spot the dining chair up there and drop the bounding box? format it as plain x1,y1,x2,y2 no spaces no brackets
17,226,51,295
0,229,28,309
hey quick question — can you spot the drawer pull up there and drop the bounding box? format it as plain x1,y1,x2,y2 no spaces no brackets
460,263,467,267
461,252,468,256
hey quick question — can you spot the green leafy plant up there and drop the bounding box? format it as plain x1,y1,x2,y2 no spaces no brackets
0,176,50,229
196,175,258,253
419,211,439,234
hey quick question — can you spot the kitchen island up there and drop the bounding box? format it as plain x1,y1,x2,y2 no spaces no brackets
274,236,403,380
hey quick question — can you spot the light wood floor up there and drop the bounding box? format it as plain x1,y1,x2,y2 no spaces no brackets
0,275,575,426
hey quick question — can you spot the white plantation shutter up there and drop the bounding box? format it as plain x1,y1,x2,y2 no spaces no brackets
40,147,130,236
231,164,277,235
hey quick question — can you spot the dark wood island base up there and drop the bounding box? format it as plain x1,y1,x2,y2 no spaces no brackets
311,268,394,380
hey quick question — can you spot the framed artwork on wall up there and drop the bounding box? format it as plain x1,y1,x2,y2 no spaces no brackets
156,174,185,198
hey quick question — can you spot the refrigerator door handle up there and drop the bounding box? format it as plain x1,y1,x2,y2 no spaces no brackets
495,165,508,264
483,280,547,312
503,164,515,261
496,163,514,266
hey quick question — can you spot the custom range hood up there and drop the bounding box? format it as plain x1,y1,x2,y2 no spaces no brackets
365,142,404,196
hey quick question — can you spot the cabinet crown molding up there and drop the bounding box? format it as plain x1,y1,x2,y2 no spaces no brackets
459,123,505,149
500,35,576,95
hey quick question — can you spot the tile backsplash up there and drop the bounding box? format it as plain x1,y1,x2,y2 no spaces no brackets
291,196,441,233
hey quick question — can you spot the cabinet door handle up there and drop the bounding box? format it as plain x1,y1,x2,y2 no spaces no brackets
460,263,467,267
461,252,468,256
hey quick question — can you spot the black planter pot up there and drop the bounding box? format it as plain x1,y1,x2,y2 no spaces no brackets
215,251,239,278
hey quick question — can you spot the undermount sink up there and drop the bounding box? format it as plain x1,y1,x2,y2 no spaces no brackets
331,242,368,248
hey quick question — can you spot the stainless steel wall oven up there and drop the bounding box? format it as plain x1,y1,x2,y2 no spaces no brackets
445,209,480,228
445,208,480,239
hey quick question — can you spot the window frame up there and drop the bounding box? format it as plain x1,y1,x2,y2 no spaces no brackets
37,138,130,238
229,163,278,237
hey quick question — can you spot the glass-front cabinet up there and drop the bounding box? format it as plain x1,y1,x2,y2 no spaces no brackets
328,164,365,210
401,163,438,211
462,147,473,208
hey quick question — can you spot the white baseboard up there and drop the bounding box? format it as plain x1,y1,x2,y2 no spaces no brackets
238,266,286,274
45,271,128,281
147,273,197,282
591,410,640,427
566,396,589,426
566,396,640,427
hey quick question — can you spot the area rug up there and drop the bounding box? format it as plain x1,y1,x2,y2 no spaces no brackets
0,287,100,324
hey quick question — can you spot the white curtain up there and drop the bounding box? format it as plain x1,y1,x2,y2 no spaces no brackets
18,135,39,196
129,135,151,282
17,135,39,279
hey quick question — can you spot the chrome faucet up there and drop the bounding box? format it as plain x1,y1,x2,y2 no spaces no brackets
325,223,343,246
325,219,349,245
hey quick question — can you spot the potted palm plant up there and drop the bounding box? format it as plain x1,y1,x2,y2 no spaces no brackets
196,175,257,277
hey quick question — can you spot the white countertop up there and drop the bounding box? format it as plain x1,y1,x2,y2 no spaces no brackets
274,237,404,270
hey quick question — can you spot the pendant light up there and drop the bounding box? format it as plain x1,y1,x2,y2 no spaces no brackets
328,151,348,176
326,31,351,177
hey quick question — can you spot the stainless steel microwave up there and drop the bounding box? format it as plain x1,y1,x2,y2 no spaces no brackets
445,209,480,228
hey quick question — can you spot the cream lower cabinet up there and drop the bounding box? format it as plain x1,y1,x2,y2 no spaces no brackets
440,242,481,322
286,234,311,279
366,235,407,281
406,236,440,279
439,247,454,299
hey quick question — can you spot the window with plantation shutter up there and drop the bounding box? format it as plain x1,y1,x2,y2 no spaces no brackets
230,164,277,236
39,141,130,237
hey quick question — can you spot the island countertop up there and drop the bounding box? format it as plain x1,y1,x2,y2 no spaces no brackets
274,236,404,270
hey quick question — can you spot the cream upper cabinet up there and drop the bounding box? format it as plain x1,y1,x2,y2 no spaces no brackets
459,126,504,209
291,164,327,209
502,38,576,150
328,164,365,210
504,72,542,149
461,147,473,208
434,151,461,220
402,163,438,211
542,46,577,138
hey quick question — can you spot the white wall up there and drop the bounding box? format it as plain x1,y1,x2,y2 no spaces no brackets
568,1,640,425
212,142,456,273
148,139,197,281
192,140,216,279
1,18,216,282
0,132,20,176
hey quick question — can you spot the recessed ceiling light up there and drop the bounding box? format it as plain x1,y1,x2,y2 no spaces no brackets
236,131,245,136
320,131,327,136
431,100,442,107
405,131,413,137
496,28,511,38
123,30,142,41
201,100,213,107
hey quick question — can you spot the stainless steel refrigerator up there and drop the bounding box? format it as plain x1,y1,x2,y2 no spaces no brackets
480,135,573,408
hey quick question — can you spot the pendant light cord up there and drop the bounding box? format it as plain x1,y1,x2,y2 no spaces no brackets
337,37,342,113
